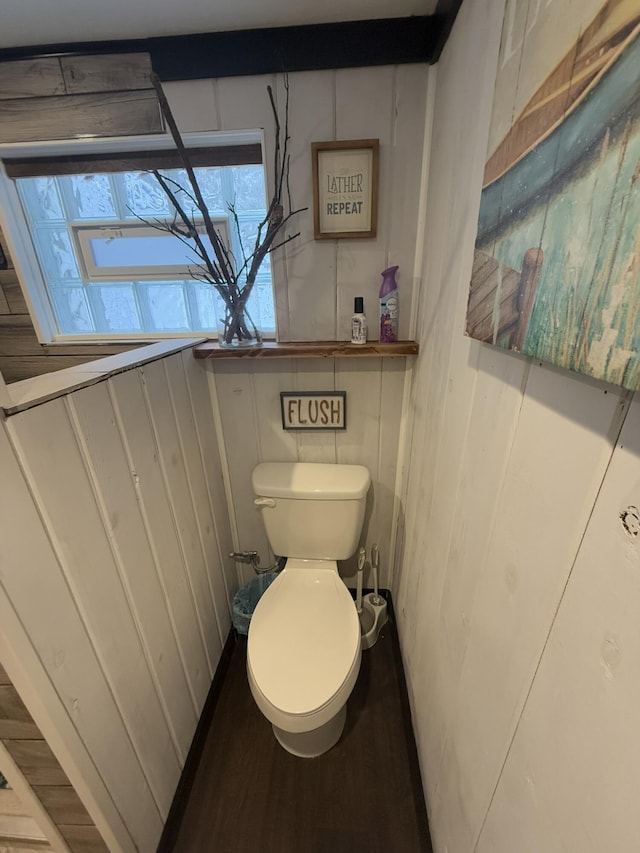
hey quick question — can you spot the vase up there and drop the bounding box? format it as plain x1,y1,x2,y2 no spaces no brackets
217,303,262,349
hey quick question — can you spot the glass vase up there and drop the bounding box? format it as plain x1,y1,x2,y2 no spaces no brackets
217,303,262,349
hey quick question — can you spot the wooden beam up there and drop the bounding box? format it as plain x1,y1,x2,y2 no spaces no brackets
0,17,448,81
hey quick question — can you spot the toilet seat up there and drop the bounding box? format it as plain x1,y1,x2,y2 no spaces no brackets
247,562,361,731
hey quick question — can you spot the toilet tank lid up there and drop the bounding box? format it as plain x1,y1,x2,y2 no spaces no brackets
252,462,370,500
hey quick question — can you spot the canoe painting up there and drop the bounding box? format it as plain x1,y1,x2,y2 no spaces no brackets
466,0,640,390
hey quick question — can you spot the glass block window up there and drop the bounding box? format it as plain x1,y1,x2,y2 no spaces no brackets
12,160,274,338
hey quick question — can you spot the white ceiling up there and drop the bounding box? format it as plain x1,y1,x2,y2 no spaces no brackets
0,0,437,50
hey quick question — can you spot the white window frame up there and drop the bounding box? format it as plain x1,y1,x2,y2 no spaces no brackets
70,219,231,282
0,129,268,344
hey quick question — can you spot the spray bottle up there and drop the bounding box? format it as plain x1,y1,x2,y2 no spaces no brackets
379,266,399,343
351,296,367,344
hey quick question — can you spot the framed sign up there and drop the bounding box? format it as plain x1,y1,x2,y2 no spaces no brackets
311,139,379,239
280,392,346,430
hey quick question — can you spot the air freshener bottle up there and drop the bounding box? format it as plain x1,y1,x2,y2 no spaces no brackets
351,297,367,344
379,265,399,343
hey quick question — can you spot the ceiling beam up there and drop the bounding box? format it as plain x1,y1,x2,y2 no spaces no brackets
0,13,463,80
431,0,465,61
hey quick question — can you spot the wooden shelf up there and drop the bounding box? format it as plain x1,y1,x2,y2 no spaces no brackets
193,340,419,360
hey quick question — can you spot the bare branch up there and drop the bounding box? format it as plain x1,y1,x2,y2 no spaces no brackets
151,73,235,283
153,170,226,283
149,72,304,343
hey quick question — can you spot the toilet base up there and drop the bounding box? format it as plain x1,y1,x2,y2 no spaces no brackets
272,704,347,758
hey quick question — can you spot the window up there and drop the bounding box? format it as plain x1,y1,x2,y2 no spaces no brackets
0,133,275,341
69,220,231,282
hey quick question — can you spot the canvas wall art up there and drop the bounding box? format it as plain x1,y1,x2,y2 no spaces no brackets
466,0,640,390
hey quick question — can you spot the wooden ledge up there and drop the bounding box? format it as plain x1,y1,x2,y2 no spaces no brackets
193,340,419,360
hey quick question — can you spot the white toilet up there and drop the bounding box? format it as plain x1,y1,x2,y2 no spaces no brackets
247,461,370,757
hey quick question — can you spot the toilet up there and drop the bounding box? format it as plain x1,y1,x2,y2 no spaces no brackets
247,461,370,757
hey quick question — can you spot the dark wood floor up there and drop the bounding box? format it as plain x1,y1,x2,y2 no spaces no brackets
167,613,432,853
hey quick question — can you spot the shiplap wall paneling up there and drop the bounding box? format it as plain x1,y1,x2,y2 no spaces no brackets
0,352,236,849
180,350,237,622
0,53,161,143
335,358,405,586
277,71,336,342
0,54,152,102
0,419,144,852
395,0,511,832
1,349,235,852
0,315,47,358
0,54,156,380
210,360,287,585
413,347,527,785
431,369,625,852
163,354,230,645
294,361,337,464
6,399,175,828
0,787,52,851
165,66,428,344
2,66,427,382
0,92,162,144
109,368,212,714
396,0,517,811
0,58,65,100
140,360,221,675
395,2,638,853
66,381,196,764
0,371,10,409
335,68,393,342
0,740,59,852
210,358,406,588
477,395,640,852
387,64,430,336
58,54,154,95
163,79,219,134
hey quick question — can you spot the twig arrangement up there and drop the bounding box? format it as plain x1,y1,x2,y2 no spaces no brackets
148,73,306,345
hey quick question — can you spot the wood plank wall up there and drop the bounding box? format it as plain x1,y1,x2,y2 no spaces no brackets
0,52,162,383
1,62,426,385
396,0,639,851
164,66,428,592
0,54,162,143
0,349,235,852
0,664,106,853
0,231,132,382
208,357,407,590
160,65,428,343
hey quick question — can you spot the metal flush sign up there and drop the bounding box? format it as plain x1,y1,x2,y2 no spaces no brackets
280,392,346,430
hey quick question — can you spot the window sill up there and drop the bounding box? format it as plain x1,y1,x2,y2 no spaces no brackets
193,340,419,360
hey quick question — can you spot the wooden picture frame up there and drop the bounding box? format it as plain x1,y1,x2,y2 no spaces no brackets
280,391,347,430
311,139,379,239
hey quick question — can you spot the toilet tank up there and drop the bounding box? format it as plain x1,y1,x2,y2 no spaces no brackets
252,462,370,560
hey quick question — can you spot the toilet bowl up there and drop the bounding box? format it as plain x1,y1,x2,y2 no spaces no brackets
247,462,370,757
247,560,361,757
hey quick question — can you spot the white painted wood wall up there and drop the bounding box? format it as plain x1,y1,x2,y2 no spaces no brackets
0,64,429,851
12,37,636,853
163,65,429,590
0,350,234,853
164,65,428,343
208,357,408,588
397,1,640,852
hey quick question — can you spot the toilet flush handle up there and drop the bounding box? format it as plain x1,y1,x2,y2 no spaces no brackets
254,497,276,508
